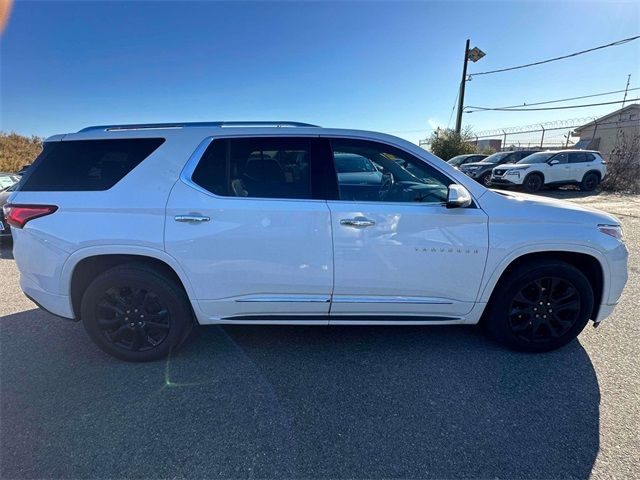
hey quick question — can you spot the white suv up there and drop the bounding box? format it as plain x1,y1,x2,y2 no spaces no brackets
4,122,628,361
490,150,606,193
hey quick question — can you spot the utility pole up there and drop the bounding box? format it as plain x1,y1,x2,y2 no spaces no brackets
455,39,470,134
455,40,485,134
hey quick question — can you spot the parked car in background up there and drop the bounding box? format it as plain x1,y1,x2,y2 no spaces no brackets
0,173,21,190
491,150,606,193
0,181,20,243
447,154,487,169
459,150,539,187
4,121,627,361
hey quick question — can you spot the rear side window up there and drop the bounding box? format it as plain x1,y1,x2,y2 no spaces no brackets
192,137,322,200
20,138,165,191
569,152,589,163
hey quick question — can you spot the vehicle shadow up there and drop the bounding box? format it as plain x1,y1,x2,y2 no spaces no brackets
0,310,600,479
0,242,14,259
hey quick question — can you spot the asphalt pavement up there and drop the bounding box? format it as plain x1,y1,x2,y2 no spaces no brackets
1,191,638,479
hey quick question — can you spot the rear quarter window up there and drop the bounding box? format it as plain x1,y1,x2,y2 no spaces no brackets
20,138,165,191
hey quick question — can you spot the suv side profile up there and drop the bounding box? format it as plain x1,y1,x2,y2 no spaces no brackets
459,150,539,187
5,122,628,362
491,150,606,193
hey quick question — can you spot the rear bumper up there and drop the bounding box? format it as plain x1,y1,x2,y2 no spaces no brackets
20,274,75,320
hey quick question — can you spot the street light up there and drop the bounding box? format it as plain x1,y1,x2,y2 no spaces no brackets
455,40,485,134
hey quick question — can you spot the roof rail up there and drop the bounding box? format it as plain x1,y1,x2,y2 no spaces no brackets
78,121,320,132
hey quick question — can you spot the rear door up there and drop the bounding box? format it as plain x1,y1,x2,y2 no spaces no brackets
568,152,591,181
165,136,336,322
325,137,489,321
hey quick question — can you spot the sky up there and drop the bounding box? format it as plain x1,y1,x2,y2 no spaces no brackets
1,0,639,145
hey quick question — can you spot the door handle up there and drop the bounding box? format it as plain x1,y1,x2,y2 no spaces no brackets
340,216,375,228
174,215,210,223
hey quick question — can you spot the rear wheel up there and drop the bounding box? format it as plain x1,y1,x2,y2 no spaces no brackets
81,264,193,362
523,173,543,193
484,260,593,352
580,172,600,191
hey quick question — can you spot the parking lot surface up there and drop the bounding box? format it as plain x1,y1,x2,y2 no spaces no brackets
1,191,639,479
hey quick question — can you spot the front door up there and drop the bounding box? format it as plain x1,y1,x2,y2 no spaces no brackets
545,152,572,183
165,136,336,322
325,138,489,320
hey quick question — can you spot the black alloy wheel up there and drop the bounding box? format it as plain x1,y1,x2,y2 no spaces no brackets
581,172,599,191
484,260,594,352
508,277,580,343
96,286,171,352
524,173,543,193
81,263,193,362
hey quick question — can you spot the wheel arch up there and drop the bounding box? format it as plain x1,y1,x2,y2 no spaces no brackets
480,250,605,322
64,247,196,320
524,170,545,183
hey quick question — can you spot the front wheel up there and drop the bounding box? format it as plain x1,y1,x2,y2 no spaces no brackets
479,172,492,187
523,173,543,193
484,260,594,352
81,263,193,362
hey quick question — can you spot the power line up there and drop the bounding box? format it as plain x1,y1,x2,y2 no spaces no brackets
465,97,639,113
468,35,640,78
465,87,640,112
447,88,460,128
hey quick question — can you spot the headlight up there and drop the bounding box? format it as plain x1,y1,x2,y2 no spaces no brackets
506,171,521,177
598,224,624,241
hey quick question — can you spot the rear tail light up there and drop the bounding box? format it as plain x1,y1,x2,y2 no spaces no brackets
2,204,58,229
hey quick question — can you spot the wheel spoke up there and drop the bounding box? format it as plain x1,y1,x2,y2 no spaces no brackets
97,317,122,330
131,328,145,351
110,324,129,343
145,321,170,330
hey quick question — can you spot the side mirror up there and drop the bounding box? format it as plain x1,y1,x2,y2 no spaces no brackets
446,184,472,209
549,159,559,165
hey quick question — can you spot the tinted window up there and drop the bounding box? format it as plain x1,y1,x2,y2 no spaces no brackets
518,152,557,164
192,137,313,199
551,152,569,164
21,138,165,191
480,152,513,164
331,139,451,203
569,152,593,163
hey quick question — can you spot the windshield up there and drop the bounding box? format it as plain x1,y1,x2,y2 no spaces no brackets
334,154,377,173
447,155,470,166
479,152,513,164
517,152,557,164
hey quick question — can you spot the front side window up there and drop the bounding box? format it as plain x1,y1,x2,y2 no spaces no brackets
551,152,569,164
330,139,451,204
192,137,313,199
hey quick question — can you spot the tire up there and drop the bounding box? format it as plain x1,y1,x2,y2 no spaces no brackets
479,172,492,187
81,263,193,362
484,260,594,352
523,173,544,193
580,172,600,191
